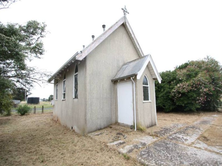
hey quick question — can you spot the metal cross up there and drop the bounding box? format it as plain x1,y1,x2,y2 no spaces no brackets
121,6,129,16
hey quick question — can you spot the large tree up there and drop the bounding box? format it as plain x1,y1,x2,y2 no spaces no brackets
0,20,48,115
156,57,222,112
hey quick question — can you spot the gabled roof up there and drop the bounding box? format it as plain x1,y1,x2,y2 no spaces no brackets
112,54,162,83
76,16,144,61
48,16,144,83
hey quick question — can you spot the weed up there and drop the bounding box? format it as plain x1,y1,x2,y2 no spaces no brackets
123,153,130,160
132,123,146,132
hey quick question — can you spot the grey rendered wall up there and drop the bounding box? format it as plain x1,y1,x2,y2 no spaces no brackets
136,65,157,127
53,60,87,135
86,25,140,133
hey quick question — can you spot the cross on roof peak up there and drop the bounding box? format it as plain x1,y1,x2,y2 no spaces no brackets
121,6,129,16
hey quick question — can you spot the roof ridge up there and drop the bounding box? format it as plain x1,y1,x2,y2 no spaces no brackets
80,16,125,53
76,17,126,60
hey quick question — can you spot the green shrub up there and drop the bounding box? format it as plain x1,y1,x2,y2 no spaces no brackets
156,56,222,112
16,104,31,116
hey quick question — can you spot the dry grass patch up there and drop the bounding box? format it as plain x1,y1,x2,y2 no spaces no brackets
199,113,222,146
0,113,141,166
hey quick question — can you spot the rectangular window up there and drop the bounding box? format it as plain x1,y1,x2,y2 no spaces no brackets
73,65,78,99
143,76,150,101
62,80,66,100
73,74,78,98
143,86,149,101
55,84,58,100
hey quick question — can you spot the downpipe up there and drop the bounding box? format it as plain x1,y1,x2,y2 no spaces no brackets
131,77,136,131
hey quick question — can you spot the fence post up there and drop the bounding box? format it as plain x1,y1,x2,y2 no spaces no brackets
34,106,36,114
42,106,44,113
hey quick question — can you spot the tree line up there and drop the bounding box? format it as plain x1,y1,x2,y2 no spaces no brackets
155,57,222,112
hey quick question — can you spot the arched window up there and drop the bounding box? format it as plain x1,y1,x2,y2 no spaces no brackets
73,65,78,98
143,76,150,101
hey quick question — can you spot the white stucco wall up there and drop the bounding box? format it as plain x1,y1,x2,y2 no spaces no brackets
85,25,140,133
53,60,87,134
136,64,157,127
52,24,158,134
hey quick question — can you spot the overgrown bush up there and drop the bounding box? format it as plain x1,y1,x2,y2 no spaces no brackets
0,78,13,116
16,104,31,116
156,56,222,112
0,94,13,116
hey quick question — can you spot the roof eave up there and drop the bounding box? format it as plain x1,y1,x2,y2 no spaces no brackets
48,52,79,83
111,74,137,82
148,55,162,83
136,54,162,83
124,18,144,57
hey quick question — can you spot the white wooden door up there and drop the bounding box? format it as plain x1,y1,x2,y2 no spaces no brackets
117,81,133,125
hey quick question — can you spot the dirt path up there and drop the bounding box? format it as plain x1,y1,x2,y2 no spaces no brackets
0,113,141,166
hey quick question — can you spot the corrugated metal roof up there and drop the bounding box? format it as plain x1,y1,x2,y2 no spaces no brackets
112,54,162,83
112,55,149,81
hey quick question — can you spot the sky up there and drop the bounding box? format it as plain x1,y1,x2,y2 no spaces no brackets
1,0,222,99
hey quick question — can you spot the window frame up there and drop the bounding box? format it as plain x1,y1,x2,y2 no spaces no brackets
73,65,78,99
62,74,66,100
55,83,58,100
143,76,150,102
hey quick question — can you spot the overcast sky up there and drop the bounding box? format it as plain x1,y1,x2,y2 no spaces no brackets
1,0,222,99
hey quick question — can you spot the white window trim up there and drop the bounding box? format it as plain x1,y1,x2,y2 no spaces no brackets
143,76,151,102
62,79,66,100
143,100,152,103
55,83,58,100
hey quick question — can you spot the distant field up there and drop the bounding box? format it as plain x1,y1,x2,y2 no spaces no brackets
20,101,53,109
13,101,53,114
